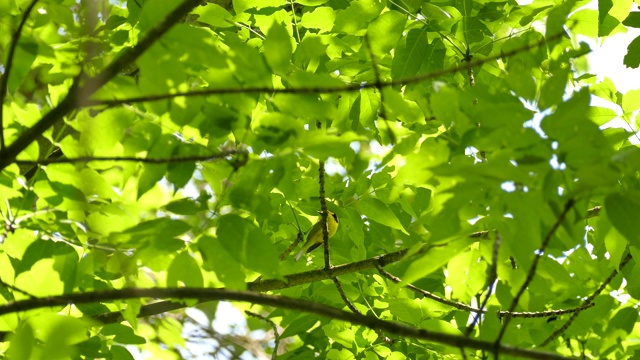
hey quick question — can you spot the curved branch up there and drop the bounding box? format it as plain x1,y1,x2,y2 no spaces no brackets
0,287,570,359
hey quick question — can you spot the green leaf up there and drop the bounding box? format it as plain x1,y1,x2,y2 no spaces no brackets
357,198,408,234
197,236,246,289
6,322,35,360
217,214,279,277
301,7,336,32
587,106,619,126
622,11,640,28
164,198,206,215
233,0,284,13
8,40,38,93
366,10,406,56
110,346,135,360
15,259,66,296
571,9,598,37
139,0,180,33
110,218,191,246
401,238,475,285
605,193,640,247
622,89,640,114
297,0,329,5
167,252,204,288
538,68,570,110
299,131,362,160
192,3,233,28
332,0,384,35
322,320,355,348
623,36,640,68
101,324,147,345
263,22,293,76
607,307,638,334
392,27,428,79
547,0,575,44
356,88,380,129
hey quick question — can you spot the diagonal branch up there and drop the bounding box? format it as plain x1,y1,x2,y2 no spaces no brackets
495,199,575,346
540,253,633,346
0,0,203,171
0,287,571,359
0,0,39,150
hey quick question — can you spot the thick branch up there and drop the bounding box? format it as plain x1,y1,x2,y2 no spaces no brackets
0,287,570,359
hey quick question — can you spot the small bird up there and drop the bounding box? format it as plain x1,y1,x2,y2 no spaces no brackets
294,211,339,262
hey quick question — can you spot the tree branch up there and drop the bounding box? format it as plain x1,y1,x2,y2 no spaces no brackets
495,199,575,346
540,253,633,346
13,150,241,165
0,0,39,150
84,29,571,108
0,0,203,171
0,287,571,359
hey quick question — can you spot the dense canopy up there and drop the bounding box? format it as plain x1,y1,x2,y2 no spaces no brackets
1,0,640,359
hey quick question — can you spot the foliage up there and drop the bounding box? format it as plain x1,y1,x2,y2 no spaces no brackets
0,0,640,359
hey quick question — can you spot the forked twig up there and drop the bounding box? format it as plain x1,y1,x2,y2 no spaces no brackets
540,253,633,346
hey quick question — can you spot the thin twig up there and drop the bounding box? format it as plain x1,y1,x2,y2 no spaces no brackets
495,199,575,347
0,277,36,299
0,0,39,150
245,310,280,360
466,232,501,336
376,263,479,312
316,121,332,270
331,277,361,314
375,263,588,318
83,29,570,109
364,35,395,144
540,253,633,346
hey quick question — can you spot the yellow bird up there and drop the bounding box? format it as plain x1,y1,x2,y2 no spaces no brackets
294,211,339,262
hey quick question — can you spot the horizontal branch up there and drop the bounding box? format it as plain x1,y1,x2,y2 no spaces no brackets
0,287,570,359
14,150,241,165
87,29,571,107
